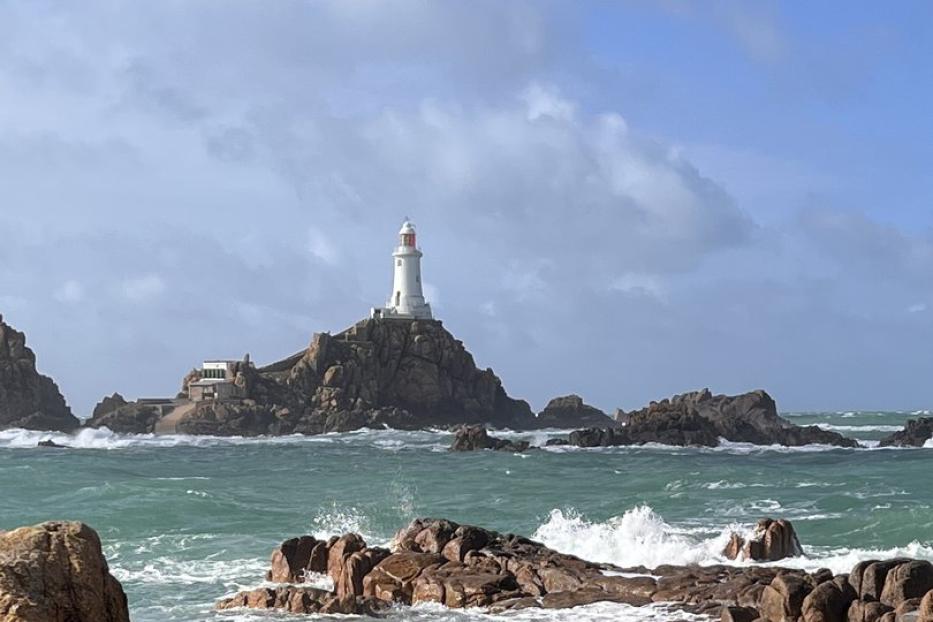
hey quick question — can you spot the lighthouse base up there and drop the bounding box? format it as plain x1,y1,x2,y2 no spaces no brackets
370,304,433,320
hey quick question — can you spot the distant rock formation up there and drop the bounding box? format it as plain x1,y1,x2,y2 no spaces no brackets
0,315,78,432
0,521,130,622
449,425,529,452
879,417,933,447
567,389,859,448
535,394,617,429
89,318,536,436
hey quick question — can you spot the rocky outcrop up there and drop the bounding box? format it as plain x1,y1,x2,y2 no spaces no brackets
91,393,128,419
91,318,536,436
879,418,933,447
723,519,803,562
567,389,859,448
449,425,530,452
0,315,78,432
87,401,162,434
218,517,933,621
535,395,617,429
0,521,129,622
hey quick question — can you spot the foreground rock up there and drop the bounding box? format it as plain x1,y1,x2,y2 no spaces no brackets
219,517,933,621
89,318,536,435
0,521,129,622
535,395,618,429
449,425,529,452
723,519,803,562
0,314,78,432
879,417,933,447
568,389,859,449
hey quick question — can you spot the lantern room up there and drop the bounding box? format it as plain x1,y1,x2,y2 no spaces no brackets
399,221,416,248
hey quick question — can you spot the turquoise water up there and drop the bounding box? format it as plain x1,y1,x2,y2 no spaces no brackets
1,411,931,621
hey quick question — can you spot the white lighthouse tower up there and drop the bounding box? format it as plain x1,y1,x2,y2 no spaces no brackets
371,220,433,320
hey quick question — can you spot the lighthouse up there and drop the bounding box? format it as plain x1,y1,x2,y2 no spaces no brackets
371,220,433,320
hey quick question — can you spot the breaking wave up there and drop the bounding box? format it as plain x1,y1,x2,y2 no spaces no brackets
531,505,933,575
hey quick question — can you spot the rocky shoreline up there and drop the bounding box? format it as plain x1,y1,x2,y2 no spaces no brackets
215,517,933,622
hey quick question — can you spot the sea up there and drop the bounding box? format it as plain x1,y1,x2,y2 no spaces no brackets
1,410,932,622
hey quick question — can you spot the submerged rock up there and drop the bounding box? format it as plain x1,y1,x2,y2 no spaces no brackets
0,521,129,622
37,438,66,448
449,425,530,452
0,314,78,432
535,395,618,429
566,389,858,448
878,417,933,447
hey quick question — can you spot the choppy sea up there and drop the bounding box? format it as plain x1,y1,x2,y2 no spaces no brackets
1,410,932,621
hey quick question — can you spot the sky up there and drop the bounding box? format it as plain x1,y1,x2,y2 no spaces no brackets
2,1,932,416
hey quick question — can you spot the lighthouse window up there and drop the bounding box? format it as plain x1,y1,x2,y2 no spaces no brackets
397,260,401,266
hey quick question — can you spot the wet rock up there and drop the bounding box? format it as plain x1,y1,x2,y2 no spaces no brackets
216,586,386,615
535,395,617,429
919,590,933,622
267,535,330,583
860,560,910,602
0,521,129,622
878,418,933,448
724,519,803,562
37,438,66,448
449,425,530,452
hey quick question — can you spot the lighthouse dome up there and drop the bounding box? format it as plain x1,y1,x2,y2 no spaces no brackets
399,220,416,235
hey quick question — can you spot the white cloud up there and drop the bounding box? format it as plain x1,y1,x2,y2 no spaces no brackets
54,279,85,303
122,274,166,302
522,83,575,122
908,303,927,314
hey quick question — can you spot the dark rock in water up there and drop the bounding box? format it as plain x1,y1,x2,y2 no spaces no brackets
0,521,130,622
450,425,529,452
566,389,858,448
37,438,66,448
878,418,933,447
723,518,803,562
92,318,536,436
0,315,79,432
216,586,388,616
92,393,128,419
87,401,162,434
535,395,618,429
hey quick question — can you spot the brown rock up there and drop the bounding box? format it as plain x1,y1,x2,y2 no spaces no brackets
326,533,366,584
919,590,933,622
860,560,910,602
760,573,813,622
846,599,893,622
722,605,760,622
0,521,129,622
267,535,327,582
801,578,856,622
879,560,933,607
725,519,803,562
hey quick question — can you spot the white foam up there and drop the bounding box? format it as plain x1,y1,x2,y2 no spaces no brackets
817,424,903,433
531,505,933,576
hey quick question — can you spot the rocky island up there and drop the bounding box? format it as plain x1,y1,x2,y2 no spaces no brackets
0,314,78,432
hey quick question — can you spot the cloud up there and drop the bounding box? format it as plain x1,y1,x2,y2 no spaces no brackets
122,275,166,302
54,280,85,304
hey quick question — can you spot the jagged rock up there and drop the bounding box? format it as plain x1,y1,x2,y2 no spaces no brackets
266,535,330,583
801,577,856,622
449,425,529,452
0,521,129,622
722,605,760,622
86,402,162,434
919,590,933,622
37,438,66,448
723,519,803,562
95,318,535,435
535,395,617,429
879,418,933,448
91,393,128,419
216,586,387,615
0,315,78,432
847,599,893,622
859,560,910,602
567,389,859,448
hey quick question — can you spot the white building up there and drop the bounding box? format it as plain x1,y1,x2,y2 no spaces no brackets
188,360,245,402
371,220,433,320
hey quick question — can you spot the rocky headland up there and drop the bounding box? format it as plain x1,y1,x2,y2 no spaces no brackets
0,315,78,432
0,521,129,622
566,389,859,449
218,516,933,622
879,417,933,447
